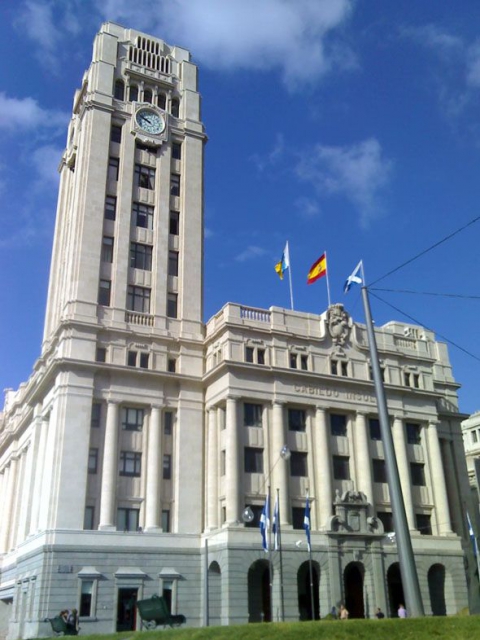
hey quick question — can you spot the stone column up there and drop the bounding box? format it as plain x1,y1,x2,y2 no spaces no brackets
271,401,289,525
354,412,374,513
99,401,119,529
145,406,162,531
206,406,219,530
29,415,49,534
0,458,17,552
313,406,333,529
392,416,416,530
225,396,240,524
427,422,452,535
442,439,465,537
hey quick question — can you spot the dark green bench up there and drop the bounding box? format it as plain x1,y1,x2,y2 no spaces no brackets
136,594,186,629
45,616,79,636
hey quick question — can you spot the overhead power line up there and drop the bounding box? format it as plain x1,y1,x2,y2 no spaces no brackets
371,288,480,301
370,213,480,286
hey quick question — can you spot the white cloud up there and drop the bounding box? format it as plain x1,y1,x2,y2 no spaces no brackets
251,133,285,172
295,138,392,227
31,145,62,185
466,40,480,88
235,245,268,262
0,93,67,132
401,24,463,56
294,196,321,219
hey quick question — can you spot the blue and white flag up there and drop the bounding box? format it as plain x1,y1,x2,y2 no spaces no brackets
304,496,311,552
272,495,280,551
344,260,363,293
260,495,270,552
467,512,479,557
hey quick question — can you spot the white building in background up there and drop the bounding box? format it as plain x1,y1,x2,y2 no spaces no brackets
0,22,478,639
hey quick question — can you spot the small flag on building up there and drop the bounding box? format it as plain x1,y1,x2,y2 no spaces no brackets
307,253,327,285
304,496,311,552
260,495,270,552
467,512,479,557
344,260,363,293
275,242,290,280
272,494,280,551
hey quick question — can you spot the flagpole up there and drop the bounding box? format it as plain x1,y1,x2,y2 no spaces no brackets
287,243,295,310
325,251,332,307
361,283,424,618
267,485,273,622
276,488,285,622
306,491,315,620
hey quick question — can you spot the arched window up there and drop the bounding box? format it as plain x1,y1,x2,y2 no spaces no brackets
129,84,139,102
157,93,166,110
114,80,125,101
144,88,153,103
171,98,180,118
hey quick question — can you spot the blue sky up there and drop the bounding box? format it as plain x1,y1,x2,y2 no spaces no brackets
1,0,480,414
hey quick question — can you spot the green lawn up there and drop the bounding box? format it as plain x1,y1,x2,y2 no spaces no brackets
72,617,480,640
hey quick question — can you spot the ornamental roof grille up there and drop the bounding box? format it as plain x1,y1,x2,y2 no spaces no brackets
129,36,171,74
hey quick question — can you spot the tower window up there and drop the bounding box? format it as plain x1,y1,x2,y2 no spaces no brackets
167,358,176,372
288,408,306,432
119,451,142,477
290,452,308,477
133,202,154,230
171,98,180,118
244,403,262,428
143,88,153,103
168,251,179,277
330,413,347,437
114,79,125,101
130,242,153,270
105,195,117,220
108,157,119,182
98,280,111,306
129,84,139,102
135,164,156,190
110,124,122,143
167,293,178,318
101,236,114,263
169,211,179,235
333,455,350,480
157,93,166,110
172,143,182,160
170,174,180,196
121,407,144,431
127,285,151,313
244,447,264,473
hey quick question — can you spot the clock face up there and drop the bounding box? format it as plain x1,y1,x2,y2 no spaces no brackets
136,108,165,135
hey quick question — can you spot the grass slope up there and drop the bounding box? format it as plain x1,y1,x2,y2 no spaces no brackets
75,617,480,640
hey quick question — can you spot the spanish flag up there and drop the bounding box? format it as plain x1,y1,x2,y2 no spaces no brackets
307,253,327,284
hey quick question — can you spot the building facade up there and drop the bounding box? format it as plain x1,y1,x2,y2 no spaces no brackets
0,22,478,639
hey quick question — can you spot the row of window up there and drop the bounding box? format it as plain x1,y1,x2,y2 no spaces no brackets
98,281,178,317
101,237,179,275
107,157,181,197
242,403,422,444
95,347,177,373
237,446,427,485
84,505,171,533
113,79,180,118
88,448,171,479
90,404,174,434
106,197,180,234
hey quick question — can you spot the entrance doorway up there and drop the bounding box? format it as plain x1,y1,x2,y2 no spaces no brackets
387,563,405,617
248,560,271,622
428,564,446,616
297,561,320,620
116,588,138,632
344,562,365,618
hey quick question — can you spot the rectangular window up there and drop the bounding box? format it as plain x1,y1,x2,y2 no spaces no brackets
167,293,178,318
172,142,182,160
163,454,172,480
406,422,421,445
257,349,265,365
79,581,94,617
411,462,426,486
91,403,101,429
164,411,174,435
133,202,154,229
369,365,385,382
333,455,350,480
105,195,117,220
127,350,137,366
292,507,305,530
98,279,111,306
139,353,149,369
168,250,179,277
288,408,306,432
110,124,122,143
96,347,106,362
169,211,180,235
84,506,95,530
170,173,180,196
377,511,394,533
473,431,478,444
220,450,226,476
244,447,264,473
289,353,297,369
341,361,348,376
168,358,177,372
162,510,170,532
244,505,264,529
331,359,338,375
245,347,254,363
416,513,432,535
372,459,387,483
244,403,262,428
135,164,155,189
101,236,114,263
130,242,153,270
330,414,347,437
117,507,139,532
121,407,144,431
88,448,98,474
127,285,151,313
369,418,381,441
404,372,420,388
119,451,142,477
290,451,308,477
331,359,348,376
108,157,119,181
300,355,308,370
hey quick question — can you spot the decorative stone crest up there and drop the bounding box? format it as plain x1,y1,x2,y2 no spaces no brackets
327,304,350,346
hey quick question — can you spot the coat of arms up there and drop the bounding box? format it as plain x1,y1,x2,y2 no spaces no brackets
327,304,350,346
